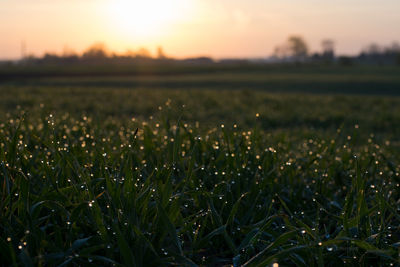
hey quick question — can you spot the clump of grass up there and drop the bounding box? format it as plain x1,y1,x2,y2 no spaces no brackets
0,111,399,266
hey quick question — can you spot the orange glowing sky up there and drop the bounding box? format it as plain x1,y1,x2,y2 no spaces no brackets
1,0,399,59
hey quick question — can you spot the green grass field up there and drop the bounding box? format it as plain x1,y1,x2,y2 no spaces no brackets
1,65,400,266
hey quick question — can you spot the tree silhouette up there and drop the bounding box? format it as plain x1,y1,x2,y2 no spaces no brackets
287,36,308,60
82,43,108,60
136,47,151,58
157,46,167,59
321,39,335,62
273,36,309,61
322,40,334,54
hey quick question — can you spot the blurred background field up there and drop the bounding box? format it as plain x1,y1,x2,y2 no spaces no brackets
1,64,400,141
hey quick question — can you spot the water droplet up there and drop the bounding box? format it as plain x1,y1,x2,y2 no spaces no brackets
327,247,333,252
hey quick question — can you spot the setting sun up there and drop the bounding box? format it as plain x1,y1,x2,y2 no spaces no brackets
104,0,193,39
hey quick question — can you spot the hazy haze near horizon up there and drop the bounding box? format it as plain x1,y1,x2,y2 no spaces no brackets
1,0,399,59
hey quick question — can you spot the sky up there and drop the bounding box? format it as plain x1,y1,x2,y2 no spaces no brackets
1,0,399,59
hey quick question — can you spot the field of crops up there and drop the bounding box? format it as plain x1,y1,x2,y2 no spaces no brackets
1,66,400,266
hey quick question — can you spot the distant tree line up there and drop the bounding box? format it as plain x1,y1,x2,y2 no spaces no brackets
357,42,400,65
3,38,399,67
272,36,400,66
19,43,214,66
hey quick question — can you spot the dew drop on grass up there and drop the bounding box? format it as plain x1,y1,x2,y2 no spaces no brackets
301,230,306,234
7,237,11,242
327,247,333,252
